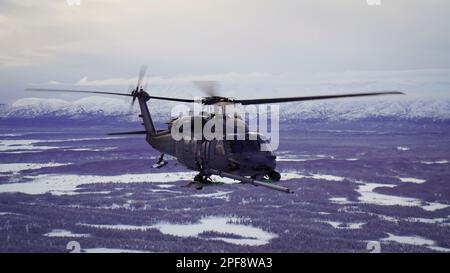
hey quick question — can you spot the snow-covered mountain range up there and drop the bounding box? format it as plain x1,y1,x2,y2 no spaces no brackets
1,96,449,122
280,99,450,121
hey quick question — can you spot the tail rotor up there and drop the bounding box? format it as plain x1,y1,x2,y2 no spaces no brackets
130,64,148,107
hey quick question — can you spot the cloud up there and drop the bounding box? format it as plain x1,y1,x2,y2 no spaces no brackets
70,69,450,99
2,0,450,69
1,0,450,101
75,72,273,86
0,0,129,67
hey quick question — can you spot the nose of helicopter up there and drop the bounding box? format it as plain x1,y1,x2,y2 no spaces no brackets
250,152,277,171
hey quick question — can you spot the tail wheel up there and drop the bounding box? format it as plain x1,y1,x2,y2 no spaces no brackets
268,170,281,182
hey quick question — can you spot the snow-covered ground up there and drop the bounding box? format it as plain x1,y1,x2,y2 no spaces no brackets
81,216,278,246
0,121,449,253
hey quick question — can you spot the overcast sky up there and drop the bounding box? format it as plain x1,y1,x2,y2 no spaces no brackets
1,0,449,103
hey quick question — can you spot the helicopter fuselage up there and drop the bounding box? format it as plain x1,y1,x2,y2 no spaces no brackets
146,128,277,177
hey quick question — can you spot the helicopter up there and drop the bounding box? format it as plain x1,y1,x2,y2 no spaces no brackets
26,66,404,193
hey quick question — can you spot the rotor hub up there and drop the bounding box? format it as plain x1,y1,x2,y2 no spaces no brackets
201,96,236,105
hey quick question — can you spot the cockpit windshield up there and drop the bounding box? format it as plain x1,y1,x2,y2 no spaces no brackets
228,138,271,153
226,132,273,154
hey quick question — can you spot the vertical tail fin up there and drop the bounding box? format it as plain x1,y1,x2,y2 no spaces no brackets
136,91,156,135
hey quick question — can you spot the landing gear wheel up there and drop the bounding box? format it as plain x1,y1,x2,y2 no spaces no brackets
251,174,266,181
268,170,281,182
192,174,203,190
192,173,213,190
194,174,203,183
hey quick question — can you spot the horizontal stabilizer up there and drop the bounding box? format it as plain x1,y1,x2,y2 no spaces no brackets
108,130,148,135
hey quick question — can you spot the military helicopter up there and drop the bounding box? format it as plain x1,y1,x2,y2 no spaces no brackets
26,66,403,193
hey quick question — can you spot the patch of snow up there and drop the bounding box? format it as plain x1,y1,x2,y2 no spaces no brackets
405,217,450,226
1,150,44,154
156,184,175,188
80,223,150,231
382,233,434,246
65,147,117,152
0,163,71,174
149,189,181,194
44,229,90,238
0,133,23,137
317,212,331,215
277,157,310,162
0,212,21,216
329,197,353,205
277,154,335,162
192,191,232,201
0,137,123,152
154,216,278,246
356,182,449,212
282,172,345,182
81,216,278,246
310,174,345,182
82,248,149,253
420,203,450,211
427,246,450,253
371,214,399,223
420,160,449,165
398,177,426,184
329,181,449,212
0,139,61,152
321,221,365,229
316,154,335,159
0,172,196,195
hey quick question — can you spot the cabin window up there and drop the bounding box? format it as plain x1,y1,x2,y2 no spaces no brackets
228,140,260,153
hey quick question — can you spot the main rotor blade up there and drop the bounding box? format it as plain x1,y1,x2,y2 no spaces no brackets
26,88,132,97
27,88,402,105
25,88,195,102
148,95,195,103
137,64,147,89
235,91,404,105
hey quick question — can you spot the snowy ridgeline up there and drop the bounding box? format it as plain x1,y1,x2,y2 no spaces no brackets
1,96,450,122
